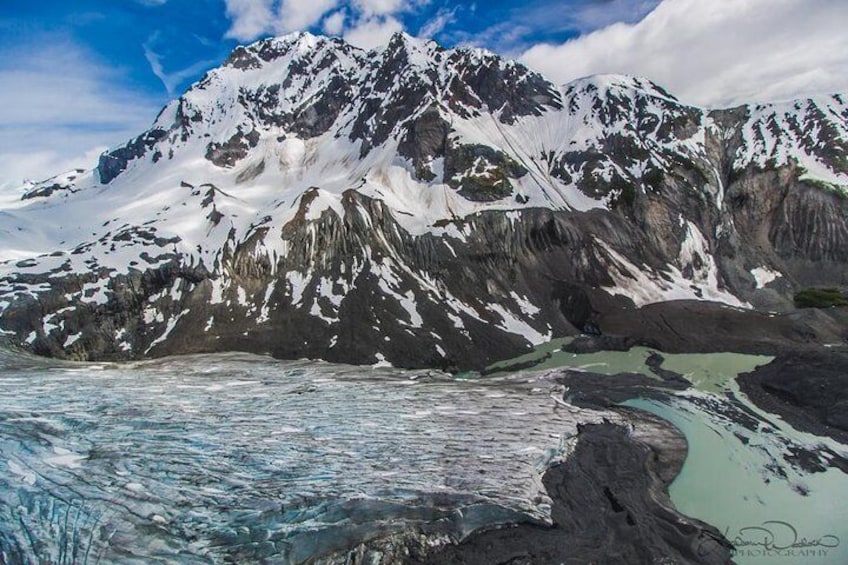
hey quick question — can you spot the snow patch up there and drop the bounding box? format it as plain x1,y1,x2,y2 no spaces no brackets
372,353,392,368
487,303,551,345
287,271,308,307
750,266,781,289
210,278,226,305
256,282,276,324
510,291,540,317
145,309,190,354
373,260,423,328
596,238,747,308
63,332,82,348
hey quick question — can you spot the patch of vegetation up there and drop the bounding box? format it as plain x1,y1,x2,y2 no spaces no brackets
614,181,637,209
641,166,665,193
446,144,528,202
794,287,848,308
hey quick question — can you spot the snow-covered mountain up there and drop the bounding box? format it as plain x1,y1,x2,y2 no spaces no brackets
1,32,847,368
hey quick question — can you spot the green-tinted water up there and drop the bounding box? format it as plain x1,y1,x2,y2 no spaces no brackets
492,339,847,565
486,339,660,377
486,338,771,392
658,352,772,393
628,395,848,565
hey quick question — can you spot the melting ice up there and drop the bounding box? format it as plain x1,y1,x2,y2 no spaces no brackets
0,349,614,563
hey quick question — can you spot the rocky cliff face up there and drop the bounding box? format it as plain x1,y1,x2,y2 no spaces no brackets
1,32,847,368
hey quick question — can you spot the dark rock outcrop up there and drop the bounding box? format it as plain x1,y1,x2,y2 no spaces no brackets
97,129,168,183
738,351,848,444
205,128,261,168
2,33,848,369
597,300,848,355
334,416,733,565
20,169,86,200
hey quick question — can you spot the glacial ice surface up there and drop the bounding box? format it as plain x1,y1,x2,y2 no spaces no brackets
0,349,613,563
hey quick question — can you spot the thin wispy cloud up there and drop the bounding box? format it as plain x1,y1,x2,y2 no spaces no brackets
143,33,218,97
0,37,161,190
564,0,660,32
418,6,457,39
442,0,660,56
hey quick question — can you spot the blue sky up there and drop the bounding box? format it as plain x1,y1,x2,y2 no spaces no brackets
0,0,658,105
0,0,846,188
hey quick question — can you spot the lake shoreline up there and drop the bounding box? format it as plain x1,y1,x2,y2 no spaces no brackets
320,407,733,565
737,351,848,446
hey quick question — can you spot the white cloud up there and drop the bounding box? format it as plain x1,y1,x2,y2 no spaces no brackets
443,0,659,56
519,0,848,107
224,0,343,40
224,0,340,40
322,11,347,36
352,0,405,17
418,6,456,39
344,15,403,50
224,0,275,41
143,33,218,97
564,0,659,32
0,38,161,191
223,0,421,45
277,0,340,34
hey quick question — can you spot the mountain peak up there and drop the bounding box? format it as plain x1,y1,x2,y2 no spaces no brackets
565,74,680,103
2,29,848,370
378,31,443,68
385,30,420,48
223,31,356,71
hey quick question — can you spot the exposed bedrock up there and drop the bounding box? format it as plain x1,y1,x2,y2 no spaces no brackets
4,46,848,368
596,300,848,355
738,351,848,445
2,172,847,370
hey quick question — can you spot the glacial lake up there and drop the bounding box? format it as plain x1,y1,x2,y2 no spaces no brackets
0,343,846,564
491,341,848,564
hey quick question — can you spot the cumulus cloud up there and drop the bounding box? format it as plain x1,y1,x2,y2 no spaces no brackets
352,0,406,18
344,15,404,49
224,0,275,41
224,0,340,40
223,0,425,48
278,0,340,34
322,11,347,35
0,38,161,191
519,0,848,107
